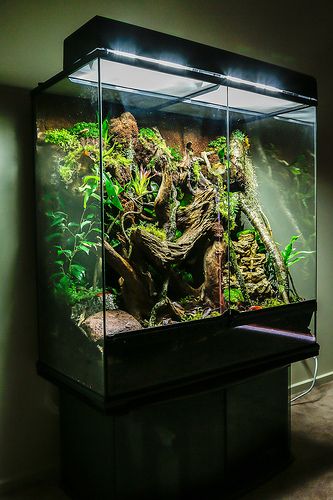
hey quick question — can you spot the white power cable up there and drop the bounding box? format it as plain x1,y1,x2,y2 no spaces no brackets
291,356,318,403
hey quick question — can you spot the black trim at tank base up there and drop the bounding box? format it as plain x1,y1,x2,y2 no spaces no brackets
37,326,319,414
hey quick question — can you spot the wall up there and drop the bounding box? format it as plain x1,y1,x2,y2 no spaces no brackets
0,0,332,490
0,86,59,492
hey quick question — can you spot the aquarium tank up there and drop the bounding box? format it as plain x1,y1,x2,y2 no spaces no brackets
33,17,317,396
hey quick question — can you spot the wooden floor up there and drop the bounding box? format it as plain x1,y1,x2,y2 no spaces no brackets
2,381,333,500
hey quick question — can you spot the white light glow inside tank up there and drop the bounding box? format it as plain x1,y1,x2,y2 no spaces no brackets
70,58,214,98
69,57,307,116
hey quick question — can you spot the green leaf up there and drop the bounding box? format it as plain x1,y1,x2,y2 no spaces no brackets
50,217,65,227
69,264,86,281
80,220,91,230
57,249,72,257
83,191,90,209
78,245,90,255
104,176,123,211
59,275,71,287
54,260,64,266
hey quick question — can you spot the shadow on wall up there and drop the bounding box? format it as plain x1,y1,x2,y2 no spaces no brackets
0,85,59,492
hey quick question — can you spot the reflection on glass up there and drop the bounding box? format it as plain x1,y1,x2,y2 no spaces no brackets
35,71,105,393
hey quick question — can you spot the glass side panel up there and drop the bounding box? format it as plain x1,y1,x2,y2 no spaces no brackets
97,57,228,339
34,65,105,394
226,85,316,335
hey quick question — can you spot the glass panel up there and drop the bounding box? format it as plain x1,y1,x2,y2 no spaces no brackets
226,85,316,335
34,63,105,394
97,57,228,341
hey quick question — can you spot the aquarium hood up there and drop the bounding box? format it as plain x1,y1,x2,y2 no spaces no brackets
63,16,317,106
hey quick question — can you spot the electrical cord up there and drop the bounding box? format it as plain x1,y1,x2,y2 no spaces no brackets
290,356,318,404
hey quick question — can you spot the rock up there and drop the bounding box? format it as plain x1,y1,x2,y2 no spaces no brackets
109,112,138,146
71,292,117,326
82,309,142,342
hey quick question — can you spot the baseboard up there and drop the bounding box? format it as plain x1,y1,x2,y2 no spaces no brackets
290,369,333,395
0,465,59,495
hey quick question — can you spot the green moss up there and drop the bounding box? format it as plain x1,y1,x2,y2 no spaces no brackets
236,228,255,238
139,127,158,140
44,128,80,151
169,146,182,162
182,308,221,322
262,297,286,308
59,164,74,183
218,190,239,229
232,130,246,141
192,161,201,182
58,286,102,306
138,127,166,150
179,295,196,306
224,288,244,303
208,136,226,150
208,136,227,161
138,223,167,241
68,122,99,139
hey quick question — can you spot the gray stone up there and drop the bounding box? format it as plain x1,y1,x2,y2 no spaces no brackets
82,309,142,342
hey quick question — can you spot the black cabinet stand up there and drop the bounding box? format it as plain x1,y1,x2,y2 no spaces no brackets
60,367,290,500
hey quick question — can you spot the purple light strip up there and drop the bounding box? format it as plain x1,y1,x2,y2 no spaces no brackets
235,324,316,342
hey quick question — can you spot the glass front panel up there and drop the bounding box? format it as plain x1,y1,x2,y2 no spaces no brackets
34,66,105,394
99,59,228,336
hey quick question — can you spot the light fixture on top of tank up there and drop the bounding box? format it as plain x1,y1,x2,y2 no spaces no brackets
69,58,215,98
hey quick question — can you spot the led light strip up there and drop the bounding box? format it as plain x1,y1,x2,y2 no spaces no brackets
79,47,316,103
105,49,224,80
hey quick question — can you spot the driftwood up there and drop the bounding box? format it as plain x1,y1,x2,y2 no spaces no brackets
104,240,152,319
230,133,290,303
101,113,292,326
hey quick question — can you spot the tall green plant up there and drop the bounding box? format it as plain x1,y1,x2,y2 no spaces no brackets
46,209,101,304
